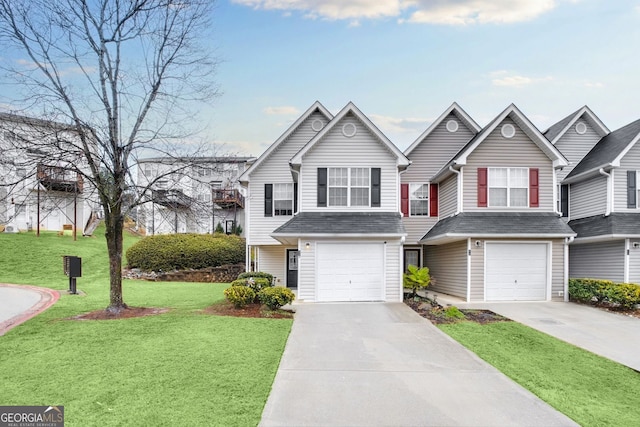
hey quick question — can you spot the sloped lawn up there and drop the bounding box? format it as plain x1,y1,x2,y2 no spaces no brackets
439,322,640,427
0,229,292,426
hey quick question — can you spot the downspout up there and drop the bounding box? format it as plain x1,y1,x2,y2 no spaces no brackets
449,165,461,215
599,168,611,216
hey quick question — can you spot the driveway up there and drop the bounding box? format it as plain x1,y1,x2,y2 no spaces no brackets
453,301,640,372
0,284,59,335
260,303,577,427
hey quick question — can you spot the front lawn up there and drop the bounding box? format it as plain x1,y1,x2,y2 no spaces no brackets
0,229,292,426
439,321,640,427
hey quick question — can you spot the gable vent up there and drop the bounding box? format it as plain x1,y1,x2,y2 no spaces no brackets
501,124,515,139
575,122,587,135
311,119,324,132
342,123,357,137
446,120,459,133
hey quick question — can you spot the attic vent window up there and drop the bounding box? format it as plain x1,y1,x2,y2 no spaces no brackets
575,122,587,135
311,119,324,132
501,124,516,139
342,123,357,138
446,120,459,133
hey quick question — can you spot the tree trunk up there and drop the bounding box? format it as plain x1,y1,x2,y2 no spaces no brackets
105,210,127,314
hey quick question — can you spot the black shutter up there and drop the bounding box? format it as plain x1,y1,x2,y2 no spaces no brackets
264,184,273,217
561,184,569,218
293,182,298,214
628,171,637,208
317,168,327,207
371,168,381,207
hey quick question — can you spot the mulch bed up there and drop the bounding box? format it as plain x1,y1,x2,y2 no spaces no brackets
202,301,294,319
69,307,171,320
405,298,511,325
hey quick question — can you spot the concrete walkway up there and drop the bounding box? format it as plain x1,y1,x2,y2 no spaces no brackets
448,300,640,372
260,303,577,427
0,284,59,335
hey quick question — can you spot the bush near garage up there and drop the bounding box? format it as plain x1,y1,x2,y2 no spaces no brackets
569,278,640,310
230,277,273,299
126,233,245,272
258,287,295,310
224,285,256,308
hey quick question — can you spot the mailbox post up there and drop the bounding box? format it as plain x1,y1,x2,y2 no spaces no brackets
63,255,82,294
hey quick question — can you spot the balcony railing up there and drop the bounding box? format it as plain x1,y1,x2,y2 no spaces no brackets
212,188,244,209
152,189,192,209
37,164,83,192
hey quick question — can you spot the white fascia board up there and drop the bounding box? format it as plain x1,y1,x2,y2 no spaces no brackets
237,101,333,183
420,232,576,245
612,133,640,166
572,234,640,244
404,102,480,156
562,164,614,184
548,106,610,145
290,102,410,167
272,232,407,239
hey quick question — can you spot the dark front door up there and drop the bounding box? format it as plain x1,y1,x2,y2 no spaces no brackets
286,249,299,288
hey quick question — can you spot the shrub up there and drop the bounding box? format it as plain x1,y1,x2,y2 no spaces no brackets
224,286,256,308
237,271,274,283
126,233,245,272
569,278,640,310
444,306,465,320
230,277,273,297
403,265,430,298
258,287,295,310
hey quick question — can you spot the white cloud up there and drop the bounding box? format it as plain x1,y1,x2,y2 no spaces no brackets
234,0,564,25
491,72,553,87
263,106,300,115
584,81,604,88
369,114,430,134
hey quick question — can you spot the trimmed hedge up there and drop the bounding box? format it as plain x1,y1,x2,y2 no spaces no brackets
224,286,256,308
237,271,274,283
258,287,295,310
126,233,245,272
569,278,640,310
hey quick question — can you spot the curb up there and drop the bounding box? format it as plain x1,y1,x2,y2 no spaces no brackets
0,284,60,336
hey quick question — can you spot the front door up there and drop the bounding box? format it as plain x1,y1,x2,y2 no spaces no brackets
286,249,299,288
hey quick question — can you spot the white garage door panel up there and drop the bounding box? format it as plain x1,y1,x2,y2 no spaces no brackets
486,243,548,301
317,243,384,302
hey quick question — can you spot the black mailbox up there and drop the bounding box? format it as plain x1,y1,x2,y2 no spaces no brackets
63,256,81,294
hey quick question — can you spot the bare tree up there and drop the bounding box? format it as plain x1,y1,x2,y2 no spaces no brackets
0,0,218,313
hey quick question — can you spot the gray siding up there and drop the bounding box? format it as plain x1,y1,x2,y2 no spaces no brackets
463,118,555,212
569,175,607,219
469,239,484,301
629,239,640,284
614,142,640,212
248,111,328,245
551,239,565,301
424,240,467,299
569,241,625,282
298,241,315,301
385,240,404,301
300,112,399,212
258,245,287,286
403,216,437,245
438,174,458,218
404,113,475,180
555,118,602,182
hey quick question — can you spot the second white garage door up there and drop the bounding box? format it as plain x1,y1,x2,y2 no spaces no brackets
485,242,548,301
316,243,384,302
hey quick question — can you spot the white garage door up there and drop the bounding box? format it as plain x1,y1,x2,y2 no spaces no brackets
317,243,384,302
485,243,548,301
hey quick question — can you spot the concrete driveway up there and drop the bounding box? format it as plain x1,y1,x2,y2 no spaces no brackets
0,284,59,335
452,300,640,372
260,303,577,427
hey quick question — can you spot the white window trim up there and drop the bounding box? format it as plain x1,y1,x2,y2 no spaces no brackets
328,167,371,207
409,183,429,216
488,167,529,208
273,183,294,216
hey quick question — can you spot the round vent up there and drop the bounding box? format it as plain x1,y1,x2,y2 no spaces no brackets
342,123,357,138
501,123,516,139
311,119,324,132
446,120,459,133
575,122,587,135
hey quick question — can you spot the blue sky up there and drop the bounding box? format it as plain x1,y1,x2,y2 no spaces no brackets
209,0,640,156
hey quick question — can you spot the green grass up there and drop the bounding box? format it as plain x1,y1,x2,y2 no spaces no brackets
0,227,292,426
439,321,640,427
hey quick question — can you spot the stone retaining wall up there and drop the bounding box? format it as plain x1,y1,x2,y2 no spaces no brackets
124,264,245,283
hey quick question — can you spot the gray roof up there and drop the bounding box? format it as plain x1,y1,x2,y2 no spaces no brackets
272,212,406,236
421,212,575,243
566,118,640,180
543,107,582,143
568,213,640,239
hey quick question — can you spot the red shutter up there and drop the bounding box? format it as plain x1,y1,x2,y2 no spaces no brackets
530,168,539,207
429,183,438,217
477,168,487,207
401,183,409,217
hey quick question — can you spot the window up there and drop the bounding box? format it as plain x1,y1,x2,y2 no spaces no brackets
409,183,429,216
488,168,528,207
328,168,370,207
274,183,293,216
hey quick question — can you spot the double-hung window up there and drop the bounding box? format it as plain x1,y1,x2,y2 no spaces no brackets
328,168,370,207
409,183,429,216
274,183,294,216
488,167,528,207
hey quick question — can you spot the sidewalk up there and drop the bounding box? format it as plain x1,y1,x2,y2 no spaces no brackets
0,284,59,335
